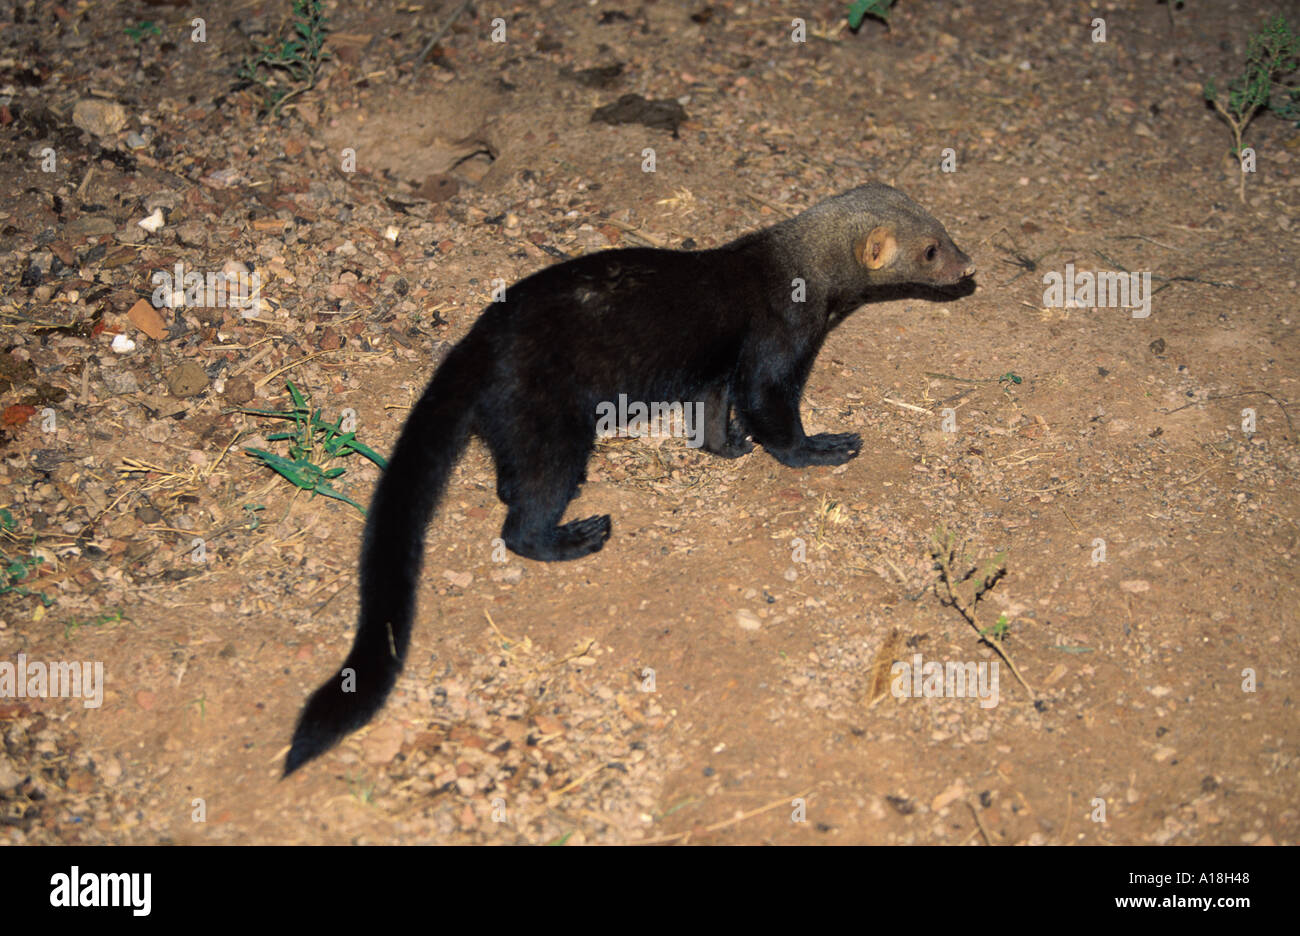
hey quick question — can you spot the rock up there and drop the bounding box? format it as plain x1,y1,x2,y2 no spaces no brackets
72,98,127,137
100,754,124,780
66,216,117,238
99,756,123,785
443,569,473,589
362,722,404,765
175,220,208,247
571,226,611,249
166,361,208,397
490,565,523,584
115,224,147,246
418,174,459,202
0,754,23,792
143,191,179,213
137,208,165,233
591,93,688,135
143,421,171,443
736,608,761,631
223,374,255,404
100,367,140,395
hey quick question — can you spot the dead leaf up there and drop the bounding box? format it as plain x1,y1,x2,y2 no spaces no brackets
127,298,167,340
865,628,903,707
1,404,36,428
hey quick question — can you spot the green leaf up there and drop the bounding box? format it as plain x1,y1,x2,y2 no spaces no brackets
287,382,307,408
313,484,364,511
347,440,387,468
848,0,893,30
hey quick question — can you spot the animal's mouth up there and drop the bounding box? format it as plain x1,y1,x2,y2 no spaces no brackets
939,258,977,286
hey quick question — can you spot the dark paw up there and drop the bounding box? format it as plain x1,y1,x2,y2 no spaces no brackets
806,432,861,459
769,432,862,467
507,514,612,561
555,514,612,556
703,418,754,459
704,436,754,459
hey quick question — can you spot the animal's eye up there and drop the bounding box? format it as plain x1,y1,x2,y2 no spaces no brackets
924,245,938,262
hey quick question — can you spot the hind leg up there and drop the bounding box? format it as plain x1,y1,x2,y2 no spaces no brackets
490,423,610,562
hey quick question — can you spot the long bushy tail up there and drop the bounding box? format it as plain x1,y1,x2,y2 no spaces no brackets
283,345,479,775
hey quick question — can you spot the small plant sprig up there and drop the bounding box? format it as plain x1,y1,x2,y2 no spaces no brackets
124,21,162,43
1204,16,1300,202
1,550,49,606
0,509,53,608
1278,87,1300,126
65,609,127,641
237,0,331,118
847,0,896,30
930,527,1033,696
241,381,386,514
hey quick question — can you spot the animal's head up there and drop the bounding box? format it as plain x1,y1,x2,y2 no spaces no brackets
846,182,975,287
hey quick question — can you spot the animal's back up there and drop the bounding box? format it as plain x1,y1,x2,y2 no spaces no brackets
472,243,764,404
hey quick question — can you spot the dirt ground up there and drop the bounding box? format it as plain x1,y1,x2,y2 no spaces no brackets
0,0,1295,845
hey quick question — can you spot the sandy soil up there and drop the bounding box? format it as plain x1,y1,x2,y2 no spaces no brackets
0,0,1295,844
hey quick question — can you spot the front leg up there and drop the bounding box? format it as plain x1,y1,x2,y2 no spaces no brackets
699,382,754,458
738,356,860,468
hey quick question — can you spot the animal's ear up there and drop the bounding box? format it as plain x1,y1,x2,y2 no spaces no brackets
856,226,897,270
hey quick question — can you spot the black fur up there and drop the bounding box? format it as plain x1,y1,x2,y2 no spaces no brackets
284,182,974,775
